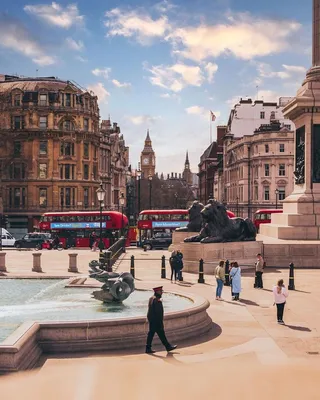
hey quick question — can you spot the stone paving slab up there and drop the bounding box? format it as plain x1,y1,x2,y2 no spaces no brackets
0,247,320,398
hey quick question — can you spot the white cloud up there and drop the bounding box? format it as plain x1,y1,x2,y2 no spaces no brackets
160,93,171,98
66,37,84,51
127,115,161,125
154,0,177,13
146,62,204,92
87,82,110,103
185,106,221,121
105,8,170,45
205,62,218,83
226,96,241,107
112,79,132,89
167,13,301,61
76,55,87,62
92,68,111,79
24,2,84,29
0,17,55,66
256,62,307,81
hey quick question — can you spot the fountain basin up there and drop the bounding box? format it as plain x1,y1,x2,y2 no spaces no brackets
0,279,212,373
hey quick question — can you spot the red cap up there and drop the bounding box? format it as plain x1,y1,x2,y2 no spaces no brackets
153,286,163,292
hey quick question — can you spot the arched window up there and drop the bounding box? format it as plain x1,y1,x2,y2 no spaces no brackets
60,120,75,131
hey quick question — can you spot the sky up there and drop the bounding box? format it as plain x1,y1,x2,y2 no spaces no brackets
0,0,313,174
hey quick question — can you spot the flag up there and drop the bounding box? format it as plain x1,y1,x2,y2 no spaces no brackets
210,111,216,121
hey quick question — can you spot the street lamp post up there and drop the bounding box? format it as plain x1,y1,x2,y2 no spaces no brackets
148,175,152,209
96,182,106,254
119,192,125,236
236,196,239,216
275,188,279,209
136,163,141,214
175,192,178,209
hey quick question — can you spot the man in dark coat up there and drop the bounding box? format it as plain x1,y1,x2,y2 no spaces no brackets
146,286,177,354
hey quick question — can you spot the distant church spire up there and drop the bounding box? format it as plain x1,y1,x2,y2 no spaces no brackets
146,129,150,141
185,150,190,166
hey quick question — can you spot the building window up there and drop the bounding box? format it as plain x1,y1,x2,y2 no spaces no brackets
14,141,21,156
284,124,291,130
60,187,75,208
39,188,47,207
13,116,23,130
39,94,47,106
279,143,285,152
39,163,47,179
94,146,97,159
39,116,47,129
265,144,269,153
260,111,265,119
39,141,48,155
65,94,71,107
83,164,89,180
14,94,21,106
60,142,75,156
270,111,276,120
84,118,89,131
10,163,25,179
84,187,89,208
93,165,97,180
279,164,285,176
264,186,270,201
254,186,258,200
60,164,75,180
62,120,75,131
9,187,26,208
278,187,286,201
264,164,270,177
83,143,89,158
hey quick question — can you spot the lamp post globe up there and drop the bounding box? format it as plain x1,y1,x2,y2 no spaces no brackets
148,175,153,210
96,182,106,253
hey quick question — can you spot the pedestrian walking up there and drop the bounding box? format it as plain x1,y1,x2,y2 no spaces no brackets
215,260,225,300
230,261,241,301
169,250,179,282
273,279,288,324
89,231,96,250
145,286,177,354
255,253,264,289
176,250,184,281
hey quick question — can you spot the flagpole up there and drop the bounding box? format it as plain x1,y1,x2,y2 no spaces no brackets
209,111,212,144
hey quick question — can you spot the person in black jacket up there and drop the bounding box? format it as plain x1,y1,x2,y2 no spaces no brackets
146,286,177,354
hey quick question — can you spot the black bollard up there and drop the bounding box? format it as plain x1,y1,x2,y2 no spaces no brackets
161,255,166,279
143,245,147,252
198,259,205,284
224,259,230,286
288,262,295,290
130,255,135,278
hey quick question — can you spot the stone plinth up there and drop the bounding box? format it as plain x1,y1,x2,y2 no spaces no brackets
170,231,262,274
32,253,42,273
0,252,7,272
68,253,78,273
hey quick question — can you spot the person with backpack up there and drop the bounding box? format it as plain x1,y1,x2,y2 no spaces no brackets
215,260,225,300
230,261,242,301
273,279,288,324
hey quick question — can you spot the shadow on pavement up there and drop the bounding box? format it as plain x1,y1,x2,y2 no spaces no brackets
285,325,312,332
239,298,260,307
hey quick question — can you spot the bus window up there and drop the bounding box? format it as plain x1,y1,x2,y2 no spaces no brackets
266,214,271,219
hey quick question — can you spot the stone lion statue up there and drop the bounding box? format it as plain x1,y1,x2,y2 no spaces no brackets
184,199,256,243
176,200,204,232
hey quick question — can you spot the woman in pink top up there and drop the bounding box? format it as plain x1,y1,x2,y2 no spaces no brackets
273,279,288,325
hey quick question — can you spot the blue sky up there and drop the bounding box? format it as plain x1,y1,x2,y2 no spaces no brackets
0,0,313,174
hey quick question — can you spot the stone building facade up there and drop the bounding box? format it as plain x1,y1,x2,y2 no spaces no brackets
0,75,101,235
100,119,129,210
221,122,294,218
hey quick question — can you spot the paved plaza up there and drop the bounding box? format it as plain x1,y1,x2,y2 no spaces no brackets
1,248,320,398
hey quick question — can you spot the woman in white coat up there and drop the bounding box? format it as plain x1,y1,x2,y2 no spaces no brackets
272,279,288,324
230,261,241,301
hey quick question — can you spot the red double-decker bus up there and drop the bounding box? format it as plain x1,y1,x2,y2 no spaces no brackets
39,211,129,248
254,209,283,232
137,209,236,243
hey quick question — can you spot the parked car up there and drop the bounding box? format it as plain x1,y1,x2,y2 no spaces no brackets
142,232,172,250
1,228,16,247
14,233,52,249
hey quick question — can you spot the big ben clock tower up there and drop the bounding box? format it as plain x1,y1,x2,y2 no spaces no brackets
140,130,156,178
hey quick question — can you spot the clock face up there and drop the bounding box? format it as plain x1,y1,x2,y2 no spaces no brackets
143,158,149,165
